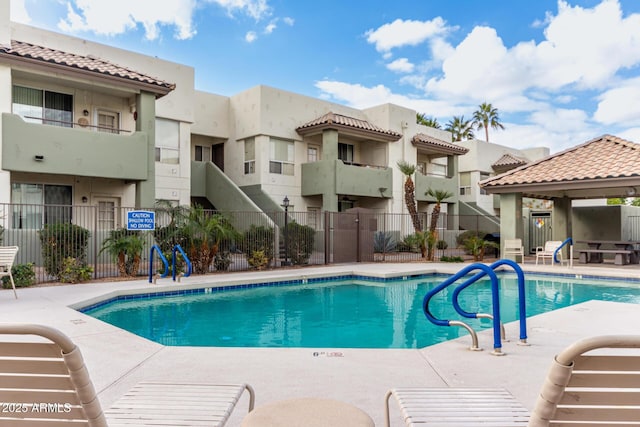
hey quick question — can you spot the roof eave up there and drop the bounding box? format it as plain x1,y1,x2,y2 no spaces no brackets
0,54,175,98
296,122,401,142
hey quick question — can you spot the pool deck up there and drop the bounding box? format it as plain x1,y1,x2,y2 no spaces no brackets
2,261,640,426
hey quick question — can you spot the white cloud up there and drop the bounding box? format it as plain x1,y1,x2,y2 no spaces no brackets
9,0,31,24
365,18,451,53
386,58,414,73
245,31,257,42
529,108,591,133
56,0,272,40
264,22,276,34
594,78,640,126
58,0,198,40
282,17,294,26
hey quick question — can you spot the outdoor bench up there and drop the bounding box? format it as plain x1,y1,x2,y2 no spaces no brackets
578,249,634,265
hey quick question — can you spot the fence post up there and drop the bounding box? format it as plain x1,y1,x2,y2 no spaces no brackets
324,211,330,265
93,205,98,279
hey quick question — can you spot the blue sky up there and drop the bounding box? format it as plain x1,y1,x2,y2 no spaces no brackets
10,0,640,153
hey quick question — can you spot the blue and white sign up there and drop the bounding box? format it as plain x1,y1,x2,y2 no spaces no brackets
127,210,155,230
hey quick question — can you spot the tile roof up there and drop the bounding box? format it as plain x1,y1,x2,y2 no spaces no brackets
0,40,175,96
411,133,469,155
481,135,640,188
296,112,402,141
491,153,528,171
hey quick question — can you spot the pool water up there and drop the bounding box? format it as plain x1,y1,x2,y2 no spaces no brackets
83,274,640,349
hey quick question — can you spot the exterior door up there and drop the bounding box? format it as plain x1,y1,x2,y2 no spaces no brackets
212,143,224,171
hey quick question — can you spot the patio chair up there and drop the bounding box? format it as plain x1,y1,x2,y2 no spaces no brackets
0,246,19,299
384,334,640,427
503,238,525,262
0,323,255,426
535,240,563,265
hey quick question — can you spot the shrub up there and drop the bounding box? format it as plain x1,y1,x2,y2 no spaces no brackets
440,255,464,263
58,257,93,284
0,224,3,244
436,240,448,250
214,251,232,271
374,231,397,253
100,228,145,277
247,250,269,270
2,263,35,288
398,233,422,253
456,230,486,247
241,225,274,267
285,222,315,265
39,223,90,280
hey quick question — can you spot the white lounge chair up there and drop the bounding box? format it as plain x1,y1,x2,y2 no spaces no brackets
503,238,525,262
0,323,255,426
385,334,640,427
0,246,19,298
535,241,563,265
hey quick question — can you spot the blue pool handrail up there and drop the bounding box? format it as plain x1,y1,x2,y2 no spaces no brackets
423,263,503,354
149,244,169,283
172,244,192,281
451,259,527,344
555,237,573,264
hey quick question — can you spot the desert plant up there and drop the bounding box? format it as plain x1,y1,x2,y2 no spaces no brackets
58,257,93,283
214,251,232,271
241,225,274,266
100,228,145,277
440,255,464,263
1,263,35,288
436,240,448,250
39,223,90,280
247,250,269,270
463,235,498,261
456,230,486,247
374,231,397,253
285,222,315,265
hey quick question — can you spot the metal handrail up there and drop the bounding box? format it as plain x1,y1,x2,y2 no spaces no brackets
451,259,528,346
423,263,501,353
555,237,573,264
172,244,192,281
148,244,169,283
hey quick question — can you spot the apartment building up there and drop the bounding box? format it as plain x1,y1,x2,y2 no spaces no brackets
0,4,471,232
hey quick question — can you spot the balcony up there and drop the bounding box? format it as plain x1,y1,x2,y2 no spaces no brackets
302,159,392,198
415,172,458,201
2,113,149,180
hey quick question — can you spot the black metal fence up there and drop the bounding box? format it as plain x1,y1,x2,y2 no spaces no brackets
0,203,498,284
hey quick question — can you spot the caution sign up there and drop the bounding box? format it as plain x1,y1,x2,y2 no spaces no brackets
127,210,155,230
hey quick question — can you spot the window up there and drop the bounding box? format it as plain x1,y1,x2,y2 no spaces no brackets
97,110,119,134
269,138,294,175
417,162,427,175
307,207,320,229
338,143,354,164
11,183,72,229
96,198,119,230
338,198,355,212
307,146,319,162
195,145,211,162
429,163,447,177
155,118,180,164
244,138,255,174
459,172,471,196
13,86,73,127
480,172,491,195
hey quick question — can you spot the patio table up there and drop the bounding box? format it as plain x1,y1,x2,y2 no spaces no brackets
575,240,640,265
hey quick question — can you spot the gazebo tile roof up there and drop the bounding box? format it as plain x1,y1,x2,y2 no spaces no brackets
296,112,402,140
491,153,528,169
482,135,640,187
411,133,469,155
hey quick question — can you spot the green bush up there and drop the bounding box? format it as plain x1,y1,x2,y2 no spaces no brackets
241,225,274,267
2,263,35,288
440,255,464,263
398,233,422,253
58,257,93,284
214,251,232,271
38,223,90,280
455,230,485,247
0,224,3,244
284,222,315,265
436,240,448,250
247,250,269,270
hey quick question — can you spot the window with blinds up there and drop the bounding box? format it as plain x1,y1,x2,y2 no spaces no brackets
459,172,472,195
13,86,73,127
269,138,294,175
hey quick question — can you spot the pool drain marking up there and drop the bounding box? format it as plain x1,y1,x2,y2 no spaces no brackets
312,351,344,357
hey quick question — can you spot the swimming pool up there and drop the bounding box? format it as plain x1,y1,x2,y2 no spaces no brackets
82,273,640,349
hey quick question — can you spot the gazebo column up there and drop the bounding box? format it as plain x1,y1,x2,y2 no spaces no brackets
499,193,523,259
552,196,571,241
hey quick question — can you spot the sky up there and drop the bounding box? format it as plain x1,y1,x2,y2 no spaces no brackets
9,0,640,153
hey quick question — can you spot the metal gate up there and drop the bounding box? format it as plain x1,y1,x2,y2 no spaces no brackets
329,208,377,263
529,211,552,254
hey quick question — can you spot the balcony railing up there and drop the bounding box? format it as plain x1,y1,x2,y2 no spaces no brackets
22,115,132,134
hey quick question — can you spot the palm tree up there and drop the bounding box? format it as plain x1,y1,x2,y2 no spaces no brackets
445,116,474,142
417,113,441,129
425,188,453,260
472,102,505,142
100,228,145,277
397,161,426,258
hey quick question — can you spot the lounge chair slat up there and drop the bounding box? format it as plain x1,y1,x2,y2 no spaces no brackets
0,343,61,358
0,359,69,375
0,390,80,405
0,419,89,426
567,372,640,387
574,354,640,370
0,375,74,390
554,406,640,421
560,390,640,405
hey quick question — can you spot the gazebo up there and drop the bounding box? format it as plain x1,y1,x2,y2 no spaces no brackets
479,135,640,247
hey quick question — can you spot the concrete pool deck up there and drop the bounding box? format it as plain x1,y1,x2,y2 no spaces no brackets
2,261,640,426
